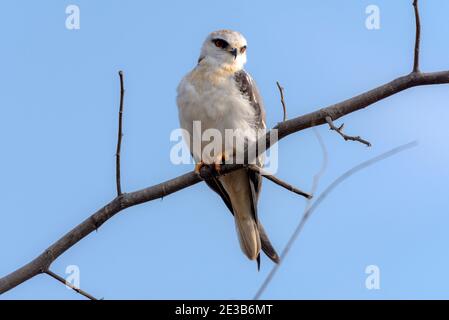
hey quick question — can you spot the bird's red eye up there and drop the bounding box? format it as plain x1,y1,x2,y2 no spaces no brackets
213,39,229,49
214,39,224,48
240,46,247,54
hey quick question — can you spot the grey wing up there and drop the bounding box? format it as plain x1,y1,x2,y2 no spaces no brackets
233,69,265,203
234,69,266,131
230,70,279,264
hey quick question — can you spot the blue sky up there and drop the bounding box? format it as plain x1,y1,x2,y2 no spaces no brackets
1,0,449,299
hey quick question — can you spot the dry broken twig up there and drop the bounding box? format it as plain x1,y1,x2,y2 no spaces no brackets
413,0,421,73
45,270,98,300
325,116,372,147
248,164,312,199
116,70,125,196
276,81,287,122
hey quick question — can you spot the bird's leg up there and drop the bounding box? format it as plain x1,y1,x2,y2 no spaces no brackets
194,160,206,174
195,152,229,176
213,151,229,174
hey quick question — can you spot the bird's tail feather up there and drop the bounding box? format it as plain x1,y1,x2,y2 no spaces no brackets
234,213,280,265
258,223,280,264
234,213,261,261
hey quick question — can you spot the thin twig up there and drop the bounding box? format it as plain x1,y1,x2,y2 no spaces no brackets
276,81,287,122
325,116,371,147
413,0,421,73
254,141,418,299
45,270,97,300
248,165,312,199
116,70,125,196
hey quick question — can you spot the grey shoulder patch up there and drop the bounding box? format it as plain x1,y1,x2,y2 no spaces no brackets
234,70,265,128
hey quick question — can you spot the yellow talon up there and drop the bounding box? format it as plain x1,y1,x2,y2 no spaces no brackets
213,151,229,174
195,161,205,174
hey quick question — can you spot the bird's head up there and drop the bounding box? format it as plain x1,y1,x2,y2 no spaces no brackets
198,30,247,71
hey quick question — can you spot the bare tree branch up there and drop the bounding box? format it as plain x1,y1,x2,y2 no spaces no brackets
325,116,372,147
45,270,97,301
413,0,421,73
276,81,287,122
248,165,312,199
253,141,419,299
266,71,449,152
0,0,447,296
0,170,205,294
116,70,125,196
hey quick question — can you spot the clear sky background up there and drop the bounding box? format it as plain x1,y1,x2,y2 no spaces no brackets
1,0,449,300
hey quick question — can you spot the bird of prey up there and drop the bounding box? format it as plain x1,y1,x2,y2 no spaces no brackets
177,30,279,268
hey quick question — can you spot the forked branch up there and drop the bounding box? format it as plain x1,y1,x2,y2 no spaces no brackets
325,116,372,147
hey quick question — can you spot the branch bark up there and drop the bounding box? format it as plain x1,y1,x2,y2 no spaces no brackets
267,71,449,149
276,81,287,122
413,0,421,73
248,165,312,199
116,70,125,196
45,270,98,300
325,116,372,147
0,0,447,296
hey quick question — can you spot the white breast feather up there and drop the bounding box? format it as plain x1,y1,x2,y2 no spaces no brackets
177,67,256,163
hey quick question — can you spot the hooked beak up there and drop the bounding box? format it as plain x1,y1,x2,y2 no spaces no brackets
230,48,238,60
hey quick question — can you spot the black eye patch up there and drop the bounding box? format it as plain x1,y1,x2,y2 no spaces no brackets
212,38,229,49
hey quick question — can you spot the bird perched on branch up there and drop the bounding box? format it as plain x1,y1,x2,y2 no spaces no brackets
177,30,279,269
